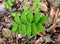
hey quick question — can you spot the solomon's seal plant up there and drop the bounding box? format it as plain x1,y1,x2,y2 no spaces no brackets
5,0,48,38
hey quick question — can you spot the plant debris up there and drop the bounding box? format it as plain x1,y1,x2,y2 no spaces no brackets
0,0,60,44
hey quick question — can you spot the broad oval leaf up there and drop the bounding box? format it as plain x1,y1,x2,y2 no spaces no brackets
39,16,48,24
12,21,18,33
17,24,22,34
22,11,29,16
11,26,17,33
33,12,41,23
37,23,45,33
5,3,9,8
21,14,27,23
14,13,21,24
7,0,13,6
31,23,37,36
12,21,18,27
21,24,26,35
27,11,33,23
26,24,31,37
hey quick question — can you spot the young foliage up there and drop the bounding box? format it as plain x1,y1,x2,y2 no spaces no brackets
37,23,45,33
31,23,37,36
21,13,27,23
10,0,48,38
27,11,33,23
5,0,14,10
17,24,22,34
11,21,18,33
26,24,31,37
14,13,21,24
33,12,41,23
21,24,26,35
39,16,48,24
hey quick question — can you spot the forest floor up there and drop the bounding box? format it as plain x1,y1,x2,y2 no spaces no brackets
0,0,60,44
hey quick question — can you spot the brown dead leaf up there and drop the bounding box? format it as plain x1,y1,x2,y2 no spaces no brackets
2,28,13,39
47,0,56,4
39,2,48,12
55,34,60,43
0,38,3,44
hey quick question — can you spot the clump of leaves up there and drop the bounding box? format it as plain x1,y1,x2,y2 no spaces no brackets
11,0,48,38
8,0,48,38
5,0,14,10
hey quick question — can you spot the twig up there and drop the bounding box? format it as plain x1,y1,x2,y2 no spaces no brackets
47,9,59,32
53,9,59,24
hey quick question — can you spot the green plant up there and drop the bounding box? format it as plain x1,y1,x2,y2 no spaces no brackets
11,0,48,38
5,0,48,38
5,0,14,10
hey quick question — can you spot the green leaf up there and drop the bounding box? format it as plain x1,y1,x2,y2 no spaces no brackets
37,23,45,33
14,13,21,24
35,7,39,12
12,0,14,2
17,24,22,34
22,11,29,15
32,3,37,11
33,12,41,23
23,5,29,11
12,21,18,27
34,0,40,4
26,24,31,37
5,3,9,8
21,14,27,23
39,16,48,24
11,12,16,17
8,2,13,6
7,0,13,6
11,26,17,33
21,24,26,35
31,23,37,36
27,11,33,23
